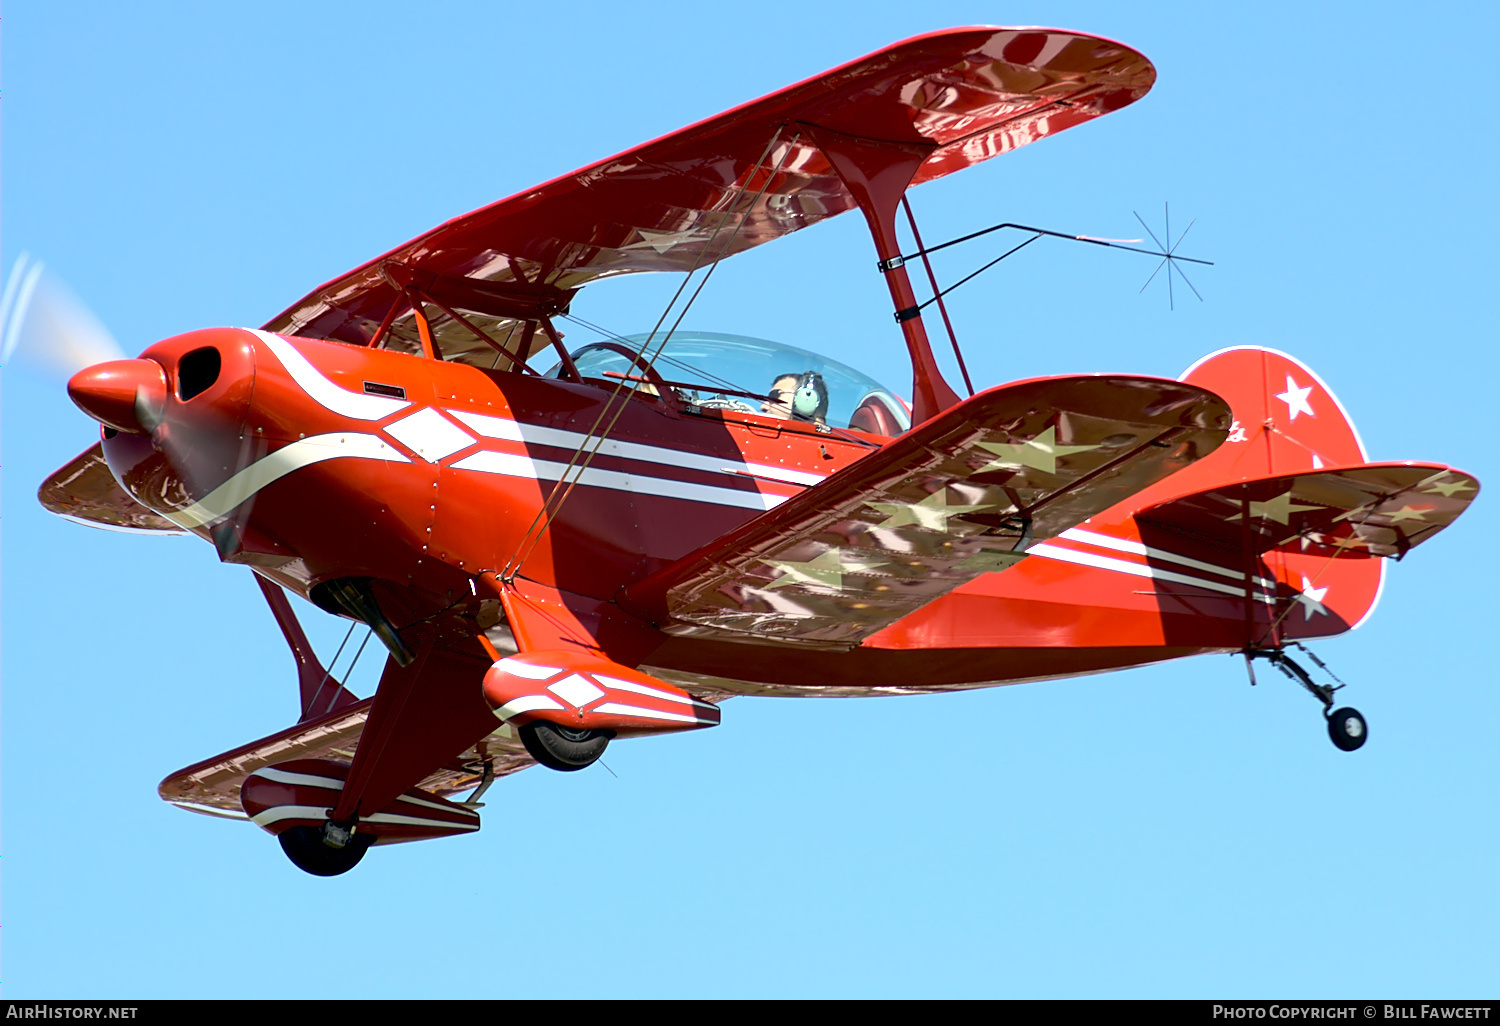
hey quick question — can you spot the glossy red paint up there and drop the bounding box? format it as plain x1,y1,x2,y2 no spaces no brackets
67,358,167,435
482,650,720,737
241,759,480,843
32,28,1478,873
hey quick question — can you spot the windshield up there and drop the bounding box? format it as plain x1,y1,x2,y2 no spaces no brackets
557,332,910,434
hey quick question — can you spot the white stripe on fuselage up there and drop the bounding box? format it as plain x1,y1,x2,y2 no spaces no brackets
202,330,819,524
169,432,410,528
1061,528,1276,590
451,450,787,511
1030,541,1276,604
450,409,826,486
251,329,411,421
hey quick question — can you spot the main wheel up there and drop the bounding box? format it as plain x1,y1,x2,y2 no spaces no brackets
520,721,613,771
278,825,375,876
1327,707,1368,752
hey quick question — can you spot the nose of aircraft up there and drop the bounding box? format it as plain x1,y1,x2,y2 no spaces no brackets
67,358,168,435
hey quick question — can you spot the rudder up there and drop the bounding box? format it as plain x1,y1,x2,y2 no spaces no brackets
1157,346,1418,642
1178,346,1367,485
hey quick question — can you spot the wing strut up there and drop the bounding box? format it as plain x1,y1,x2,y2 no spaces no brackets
804,124,961,425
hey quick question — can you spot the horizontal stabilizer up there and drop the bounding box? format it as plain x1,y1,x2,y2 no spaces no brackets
622,375,1229,648
1137,462,1480,559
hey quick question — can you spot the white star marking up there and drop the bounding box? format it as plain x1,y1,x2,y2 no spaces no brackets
1421,476,1475,498
621,227,717,254
1386,505,1431,524
974,426,1100,475
1275,375,1315,422
867,488,997,531
1293,575,1329,620
762,549,889,591
1227,490,1321,526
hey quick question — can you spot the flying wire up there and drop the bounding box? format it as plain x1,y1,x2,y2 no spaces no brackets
1256,533,1365,647
498,133,784,577
561,313,750,399
498,129,795,580
504,134,795,576
343,628,375,691
306,620,358,716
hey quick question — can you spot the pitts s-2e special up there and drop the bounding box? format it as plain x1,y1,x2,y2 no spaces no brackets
39,28,1478,875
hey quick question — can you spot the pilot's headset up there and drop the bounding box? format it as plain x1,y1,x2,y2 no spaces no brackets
791,371,830,423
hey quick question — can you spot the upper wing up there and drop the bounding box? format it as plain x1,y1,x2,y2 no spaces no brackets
620,376,1228,649
264,27,1153,366
1136,462,1481,559
38,443,186,534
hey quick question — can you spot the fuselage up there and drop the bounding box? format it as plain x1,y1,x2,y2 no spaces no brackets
91,326,1374,697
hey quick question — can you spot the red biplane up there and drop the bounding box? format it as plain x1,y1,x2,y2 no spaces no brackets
37,27,1478,875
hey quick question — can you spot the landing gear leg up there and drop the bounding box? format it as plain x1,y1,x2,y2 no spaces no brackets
1246,645,1367,752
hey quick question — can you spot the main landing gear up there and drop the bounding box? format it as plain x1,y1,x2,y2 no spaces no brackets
278,821,374,877
520,722,615,771
1246,645,1367,752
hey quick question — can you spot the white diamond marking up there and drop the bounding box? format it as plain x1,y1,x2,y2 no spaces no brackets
384,408,476,462
547,673,606,709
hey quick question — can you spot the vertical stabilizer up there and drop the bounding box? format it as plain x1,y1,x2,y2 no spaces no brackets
1177,346,1367,484
1166,346,1382,638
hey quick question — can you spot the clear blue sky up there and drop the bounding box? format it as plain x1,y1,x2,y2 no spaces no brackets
4,0,1496,998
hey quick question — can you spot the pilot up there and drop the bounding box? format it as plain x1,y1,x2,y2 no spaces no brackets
762,374,799,419
762,371,830,424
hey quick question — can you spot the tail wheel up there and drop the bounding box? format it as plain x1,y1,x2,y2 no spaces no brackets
520,721,613,771
1327,707,1368,752
278,825,375,876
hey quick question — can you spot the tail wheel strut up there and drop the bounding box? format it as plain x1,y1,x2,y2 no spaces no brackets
1245,646,1367,752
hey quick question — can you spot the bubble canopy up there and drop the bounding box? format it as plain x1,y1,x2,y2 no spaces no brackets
556,332,911,434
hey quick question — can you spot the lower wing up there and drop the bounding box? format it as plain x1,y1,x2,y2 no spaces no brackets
621,374,1230,648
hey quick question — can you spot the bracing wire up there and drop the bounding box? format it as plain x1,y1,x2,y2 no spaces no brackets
498,129,795,580
342,628,375,689
305,620,357,716
305,624,375,715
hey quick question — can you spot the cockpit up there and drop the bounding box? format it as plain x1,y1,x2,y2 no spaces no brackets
555,332,911,436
